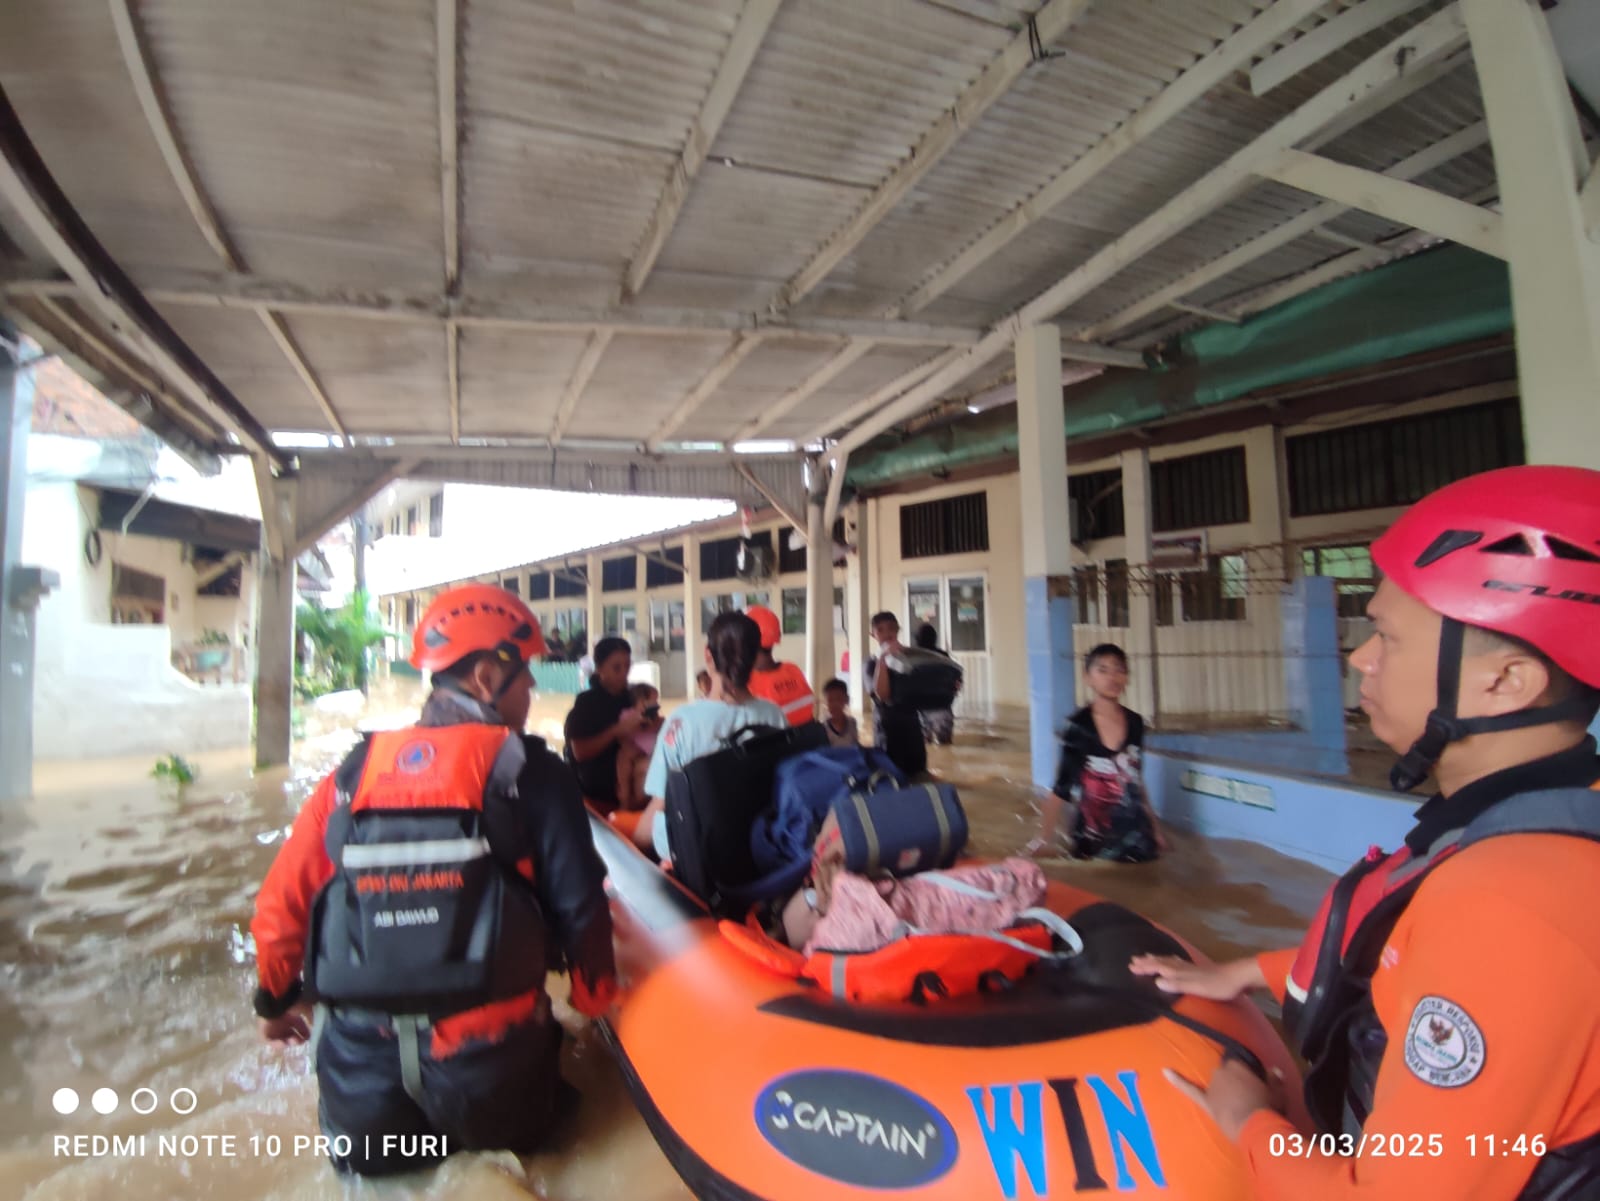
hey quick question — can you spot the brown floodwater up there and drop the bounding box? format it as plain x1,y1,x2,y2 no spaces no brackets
1,687,1330,1200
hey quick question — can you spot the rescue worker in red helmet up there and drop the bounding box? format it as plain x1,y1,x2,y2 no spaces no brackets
251,584,616,1177
1132,465,1600,1199
745,603,817,727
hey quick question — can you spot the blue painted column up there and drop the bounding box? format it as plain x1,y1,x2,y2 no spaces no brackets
1016,324,1074,788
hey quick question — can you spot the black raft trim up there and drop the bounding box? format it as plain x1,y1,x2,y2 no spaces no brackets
599,1020,772,1201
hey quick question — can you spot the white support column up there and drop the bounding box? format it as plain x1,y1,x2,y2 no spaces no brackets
1017,324,1073,788
1245,424,1289,718
804,487,833,709
1464,0,1600,467
682,533,700,701
1119,447,1159,723
583,548,599,633
253,467,299,770
845,500,870,719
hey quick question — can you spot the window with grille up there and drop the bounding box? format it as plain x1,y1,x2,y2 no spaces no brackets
601,555,637,593
777,518,847,575
900,492,989,559
1180,554,1247,622
553,571,586,598
428,492,444,537
1073,565,1101,626
1068,470,1125,540
782,587,806,634
1105,560,1130,628
501,577,520,596
1151,447,1249,532
1286,397,1523,517
404,597,416,627
700,532,772,581
645,546,684,587
528,572,551,601
406,505,419,536
1302,544,1377,619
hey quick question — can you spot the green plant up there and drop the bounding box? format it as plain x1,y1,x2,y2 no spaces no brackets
296,589,386,694
151,753,196,785
198,628,230,646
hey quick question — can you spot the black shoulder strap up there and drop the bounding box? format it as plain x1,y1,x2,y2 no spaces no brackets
333,734,376,803
1459,787,1600,848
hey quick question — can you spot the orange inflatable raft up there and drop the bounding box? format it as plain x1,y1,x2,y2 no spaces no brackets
591,813,1303,1201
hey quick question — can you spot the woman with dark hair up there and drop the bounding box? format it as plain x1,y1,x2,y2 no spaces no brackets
628,612,785,857
562,636,641,813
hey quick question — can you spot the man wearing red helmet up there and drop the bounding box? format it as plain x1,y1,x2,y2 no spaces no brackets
745,603,817,727
250,584,616,1176
1133,466,1600,1199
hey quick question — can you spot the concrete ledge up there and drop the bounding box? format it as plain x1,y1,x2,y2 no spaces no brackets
1147,750,1418,874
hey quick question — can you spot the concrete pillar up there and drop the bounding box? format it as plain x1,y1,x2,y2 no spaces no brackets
1,348,57,801
585,551,602,649
1119,447,1159,723
682,532,700,700
1464,0,1600,468
844,500,870,717
1016,324,1073,788
253,468,298,770
804,490,833,706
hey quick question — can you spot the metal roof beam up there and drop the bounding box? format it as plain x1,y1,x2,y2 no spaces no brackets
1583,154,1600,242
550,329,614,448
735,462,806,540
1258,148,1506,259
437,0,461,294
106,0,349,444
0,267,985,345
647,333,768,448
778,0,1095,311
829,3,1471,456
445,321,461,444
0,84,284,465
800,348,961,443
1077,118,1490,341
895,0,1336,317
732,337,873,442
625,0,782,298
1250,0,1432,96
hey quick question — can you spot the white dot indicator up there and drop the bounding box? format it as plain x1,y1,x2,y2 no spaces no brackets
52,1087,80,1115
170,1088,198,1115
92,1088,119,1115
131,1088,158,1115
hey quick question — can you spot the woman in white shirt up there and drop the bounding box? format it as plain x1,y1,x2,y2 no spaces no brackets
631,611,785,858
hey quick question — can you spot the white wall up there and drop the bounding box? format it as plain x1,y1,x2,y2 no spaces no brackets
23,479,253,758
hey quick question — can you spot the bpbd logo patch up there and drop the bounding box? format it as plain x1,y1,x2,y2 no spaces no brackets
395,740,437,774
755,1069,957,1188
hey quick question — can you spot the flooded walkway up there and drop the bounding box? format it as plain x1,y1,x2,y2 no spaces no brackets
2,689,1331,1200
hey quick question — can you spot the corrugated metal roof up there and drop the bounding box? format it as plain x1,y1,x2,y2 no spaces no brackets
0,0,1525,485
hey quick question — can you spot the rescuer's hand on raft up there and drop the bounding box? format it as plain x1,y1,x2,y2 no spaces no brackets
1127,954,1263,1001
257,1003,312,1046
1163,1057,1287,1142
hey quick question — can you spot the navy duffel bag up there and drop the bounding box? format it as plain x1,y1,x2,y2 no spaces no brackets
832,779,968,877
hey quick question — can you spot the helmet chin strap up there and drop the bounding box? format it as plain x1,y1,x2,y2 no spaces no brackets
1390,618,1595,792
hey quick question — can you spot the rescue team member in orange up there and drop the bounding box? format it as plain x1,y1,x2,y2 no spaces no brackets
251,585,617,1176
745,604,817,727
1132,466,1600,1199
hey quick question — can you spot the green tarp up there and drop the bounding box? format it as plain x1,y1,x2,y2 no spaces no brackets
846,245,1512,489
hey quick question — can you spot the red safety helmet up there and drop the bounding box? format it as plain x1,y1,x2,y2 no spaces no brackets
745,604,782,650
1370,465,1600,789
411,584,546,674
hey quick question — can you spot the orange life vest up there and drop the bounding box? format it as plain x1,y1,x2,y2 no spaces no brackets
750,662,816,727
721,914,1056,1004
305,725,547,1016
